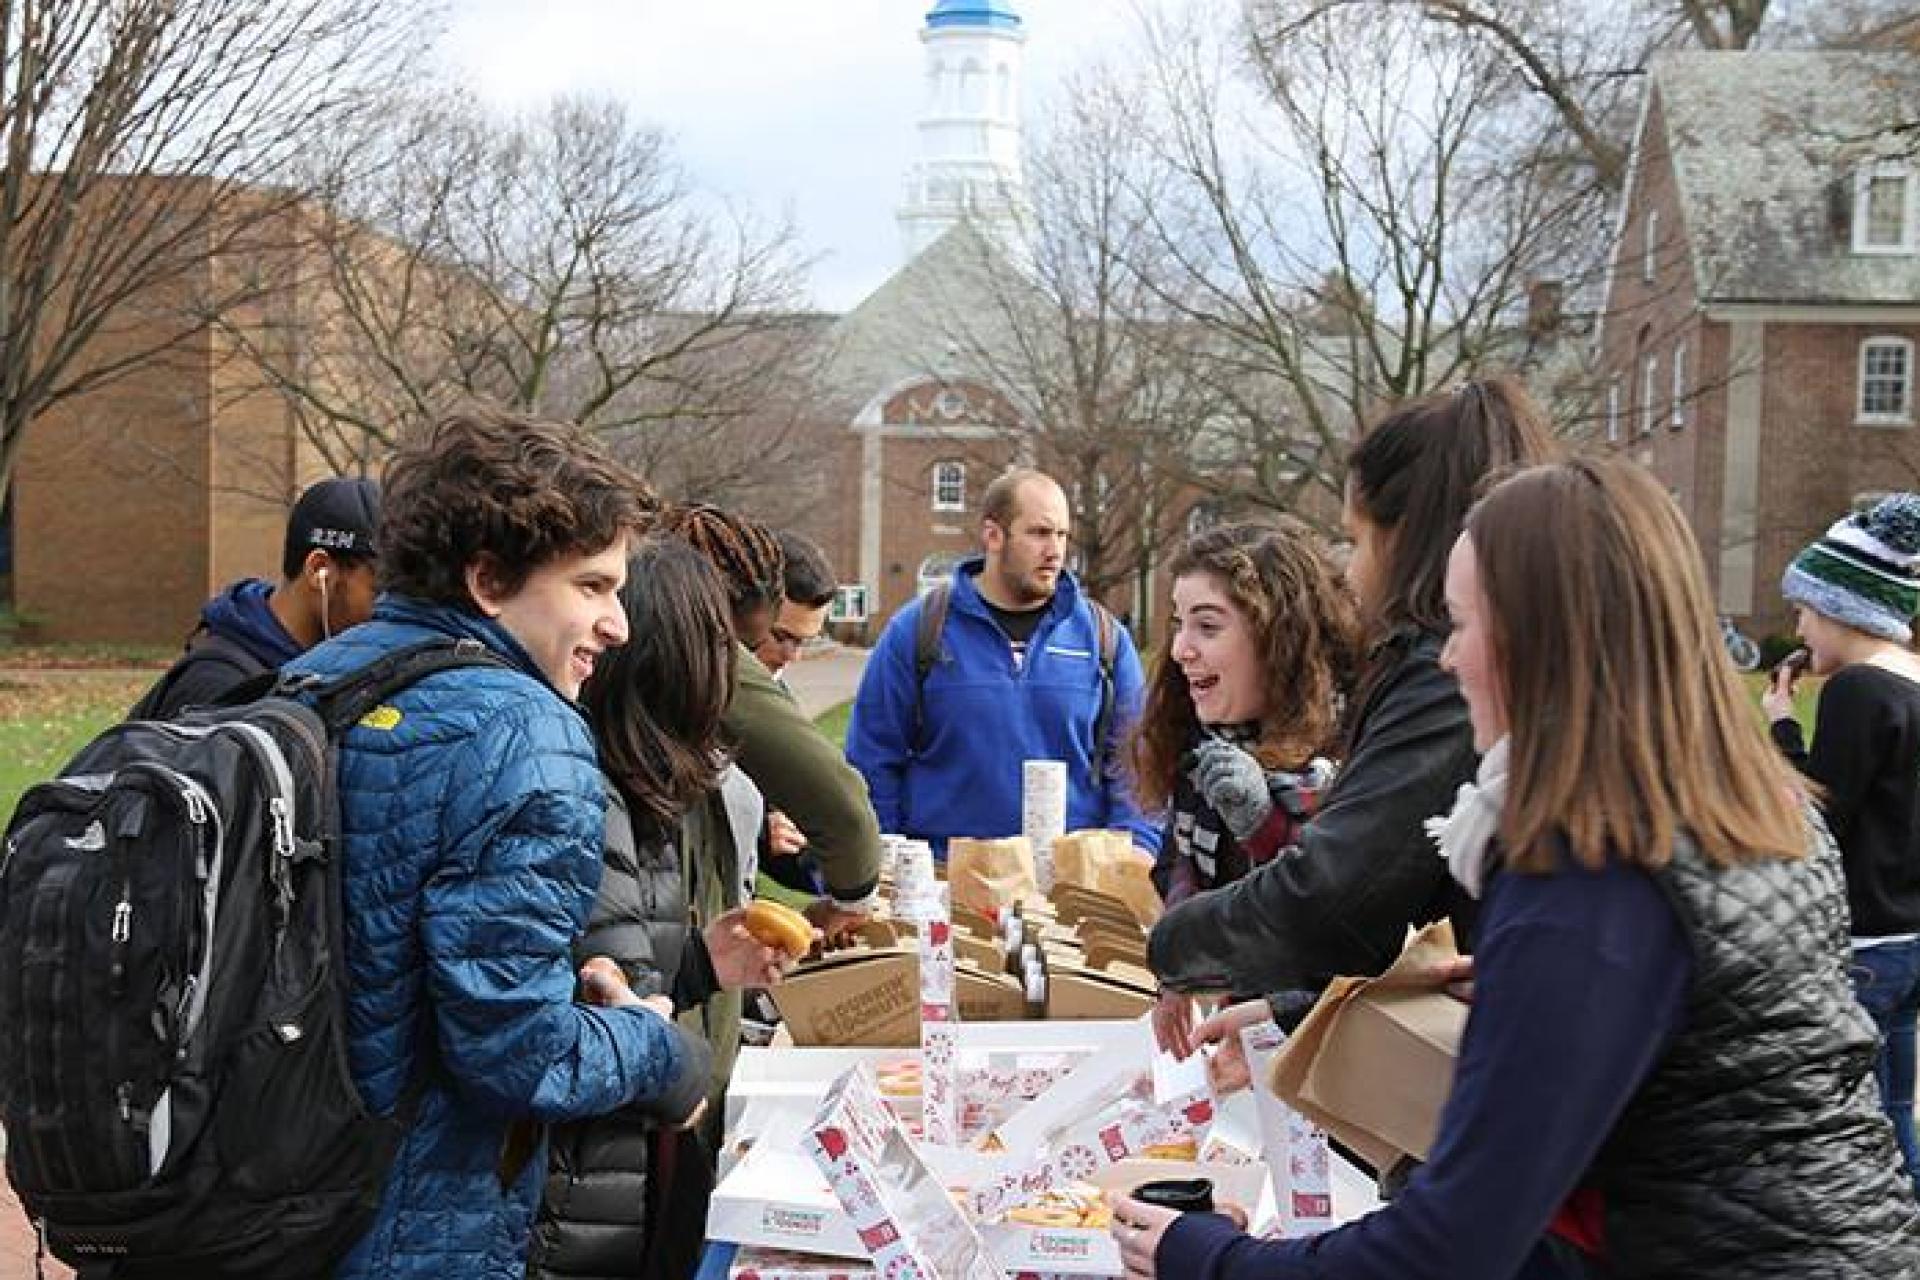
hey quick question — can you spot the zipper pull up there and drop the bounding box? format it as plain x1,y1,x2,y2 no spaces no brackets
269,796,295,858
111,897,132,943
181,785,207,825
116,1081,133,1123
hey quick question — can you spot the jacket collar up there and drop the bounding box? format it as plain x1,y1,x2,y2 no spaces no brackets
372,595,559,697
950,554,1084,623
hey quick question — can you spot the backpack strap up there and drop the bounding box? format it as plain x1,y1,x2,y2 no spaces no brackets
278,638,513,734
1086,599,1121,787
911,583,952,754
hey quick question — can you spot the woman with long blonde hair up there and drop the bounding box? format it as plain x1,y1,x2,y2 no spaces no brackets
1112,459,1918,1278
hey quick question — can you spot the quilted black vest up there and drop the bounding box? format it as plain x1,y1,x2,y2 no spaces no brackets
1588,825,1920,1277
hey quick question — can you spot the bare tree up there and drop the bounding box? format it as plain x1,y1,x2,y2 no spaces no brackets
223,90,824,514
1244,0,1919,193
930,68,1217,622
1112,1,1606,529
0,0,429,505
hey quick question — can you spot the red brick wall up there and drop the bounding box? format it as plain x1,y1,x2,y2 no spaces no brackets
1752,321,1920,637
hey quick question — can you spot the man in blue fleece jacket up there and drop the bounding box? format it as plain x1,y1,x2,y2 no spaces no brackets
847,468,1159,857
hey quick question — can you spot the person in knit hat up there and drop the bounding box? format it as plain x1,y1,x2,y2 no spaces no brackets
1764,491,1920,1193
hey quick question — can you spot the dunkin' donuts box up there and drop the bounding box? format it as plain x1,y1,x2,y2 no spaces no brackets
802,1065,1001,1280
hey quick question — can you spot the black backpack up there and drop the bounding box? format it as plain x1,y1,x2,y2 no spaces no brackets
0,639,503,1278
912,581,1122,786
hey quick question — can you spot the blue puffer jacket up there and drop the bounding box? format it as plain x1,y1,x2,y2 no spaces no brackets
285,598,690,1280
846,558,1160,855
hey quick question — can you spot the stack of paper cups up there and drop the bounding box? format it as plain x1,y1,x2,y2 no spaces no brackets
892,839,940,923
1022,759,1067,892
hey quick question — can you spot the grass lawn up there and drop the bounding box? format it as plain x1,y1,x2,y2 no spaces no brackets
0,672,1816,836
0,675,153,826
814,699,851,749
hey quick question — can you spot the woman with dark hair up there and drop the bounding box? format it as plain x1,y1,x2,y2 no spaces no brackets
527,537,792,1280
1130,521,1361,1054
1149,376,1557,1063
1111,458,1919,1279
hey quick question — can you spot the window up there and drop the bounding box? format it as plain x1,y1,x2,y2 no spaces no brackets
932,460,965,512
1859,337,1914,424
1640,355,1658,437
1670,340,1687,428
1854,166,1916,254
1606,377,1622,444
829,584,869,623
1642,210,1659,284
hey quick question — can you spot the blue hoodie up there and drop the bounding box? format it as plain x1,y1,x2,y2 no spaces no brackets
200,577,302,668
846,558,1160,855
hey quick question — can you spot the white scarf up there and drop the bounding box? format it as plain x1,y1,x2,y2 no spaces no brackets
1424,736,1509,900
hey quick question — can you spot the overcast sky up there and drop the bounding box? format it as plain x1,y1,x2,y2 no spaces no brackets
442,1,1139,311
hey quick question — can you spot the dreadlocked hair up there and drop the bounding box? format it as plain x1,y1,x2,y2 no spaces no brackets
659,503,785,622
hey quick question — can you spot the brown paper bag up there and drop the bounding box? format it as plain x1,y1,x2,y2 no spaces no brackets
1052,829,1162,927
947,836,1037,918
1268,921,1467,1172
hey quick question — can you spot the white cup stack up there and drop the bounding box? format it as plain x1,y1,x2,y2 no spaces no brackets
891,838,942,924
1021,759,1068,892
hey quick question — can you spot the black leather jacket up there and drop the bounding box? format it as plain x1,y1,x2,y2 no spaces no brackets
1147,628,1476,1007
527,787,717,1280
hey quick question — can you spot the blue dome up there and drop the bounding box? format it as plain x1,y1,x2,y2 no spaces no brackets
925,0,1022,32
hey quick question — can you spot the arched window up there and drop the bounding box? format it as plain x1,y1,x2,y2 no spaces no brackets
932,460,966,512
917,553,963,596
1859,336,1915,424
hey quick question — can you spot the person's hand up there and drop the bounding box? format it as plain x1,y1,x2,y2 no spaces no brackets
1761,663,1798,724
1190,998,1274,1096
1415,954,1476,1004
579,956,646,1009
639,994,674,1021
705,909,799,989
805,896,871,945
766,810,808,858
1190,739,1273,841
1151,990,1197,1060
1108,1195,1247,1277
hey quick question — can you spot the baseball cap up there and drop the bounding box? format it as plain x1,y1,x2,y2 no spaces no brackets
284,477,380,575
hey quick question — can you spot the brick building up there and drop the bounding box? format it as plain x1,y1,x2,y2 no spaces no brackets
1598,51,1920,640
7,188,358,645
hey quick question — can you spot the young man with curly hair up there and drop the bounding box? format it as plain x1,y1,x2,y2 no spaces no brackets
283,407,704,1280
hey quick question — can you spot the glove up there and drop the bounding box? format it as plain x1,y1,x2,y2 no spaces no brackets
1189,738,1273,841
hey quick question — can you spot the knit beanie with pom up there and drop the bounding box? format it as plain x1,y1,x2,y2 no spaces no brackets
1782,493,1920,643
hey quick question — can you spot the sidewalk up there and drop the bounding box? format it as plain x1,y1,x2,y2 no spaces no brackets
0,645,871,1279
779,643,867,719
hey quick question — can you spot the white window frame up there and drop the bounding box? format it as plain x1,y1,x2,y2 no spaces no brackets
829,584,869,623
1642,209,1659,284
931,460,966,512
1858,336,1915,426
1606,376,1622,444
1640,355,1658,437
1670,340,1687,428
1853,165,1918,256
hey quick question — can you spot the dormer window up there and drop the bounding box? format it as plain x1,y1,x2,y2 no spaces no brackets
1853,165,1916,254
